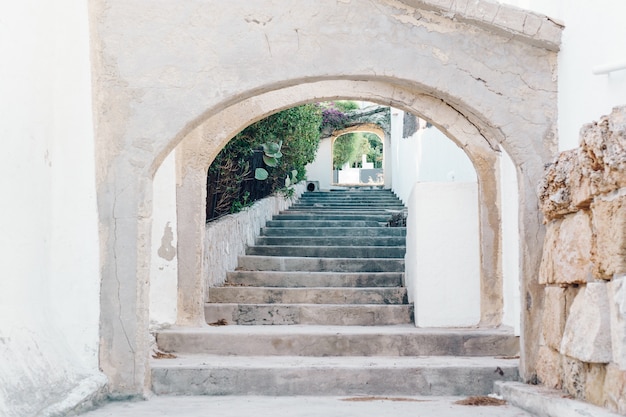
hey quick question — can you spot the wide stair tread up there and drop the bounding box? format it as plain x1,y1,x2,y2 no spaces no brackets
152,189,519,396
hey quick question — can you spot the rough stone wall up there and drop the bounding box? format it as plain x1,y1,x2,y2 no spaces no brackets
204,184,304,294
537,106,626,413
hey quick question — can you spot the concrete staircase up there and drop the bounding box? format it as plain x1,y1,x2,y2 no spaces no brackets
152,188,520,396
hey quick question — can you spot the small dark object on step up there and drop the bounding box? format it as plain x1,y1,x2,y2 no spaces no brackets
387,210,407,227
454,396,506,406
152,350,177,359
494,366,504,376
209,318,228,326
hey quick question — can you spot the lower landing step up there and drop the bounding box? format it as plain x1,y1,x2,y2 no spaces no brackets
205,303,414,326
151,355,519,396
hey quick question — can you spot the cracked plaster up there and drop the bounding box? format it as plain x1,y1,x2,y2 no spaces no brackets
90,0,559,395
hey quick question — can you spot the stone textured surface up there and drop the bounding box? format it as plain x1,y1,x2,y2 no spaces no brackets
538,150,578,220
604,364,626,414
151,355,519,396
79,394,539,417
584,363,607,408
536,345,562,388
539,106,626,221
497,381,623,417
579,107,626,197
560,283,612,363
204,187,302,291
542,286,566,350
561,356,586,399
554,211,593,284
539,219,561,284
591,196,626,279
539,212,592,284
609,276,626,369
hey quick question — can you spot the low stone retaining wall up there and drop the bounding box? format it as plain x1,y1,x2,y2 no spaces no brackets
204,184,304,292
537,106,626,413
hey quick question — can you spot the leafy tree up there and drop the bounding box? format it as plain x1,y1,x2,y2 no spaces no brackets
333,132,382,169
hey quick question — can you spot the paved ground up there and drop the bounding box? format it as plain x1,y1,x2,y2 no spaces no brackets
80,395,536,417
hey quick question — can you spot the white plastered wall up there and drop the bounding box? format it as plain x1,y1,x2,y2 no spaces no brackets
0,1,104,416
499,0,626,151
149,151,179,327
501,149,521,335
389,109,481,326
408,182,481,327
306,137,333,191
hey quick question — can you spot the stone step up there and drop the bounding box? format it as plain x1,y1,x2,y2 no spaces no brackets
225,271,404,287
265,220,385,228
293,199,404,205
208,287,408,304
260,227,406,237
237,255,405,272
156,326,520,357
246,245,406,258
204,303,413,325
255,236,406,247
286,206,404,212
301,192,398,198
273,213,395,222
151,355,520,396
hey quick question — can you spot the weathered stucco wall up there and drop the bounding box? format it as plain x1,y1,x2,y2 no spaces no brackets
89,0,560,395
0,1,105,415
150,151,179,327
499,0,626,151
536,106,626,413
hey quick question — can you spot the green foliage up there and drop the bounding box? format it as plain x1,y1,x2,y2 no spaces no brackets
333,100,359,112
207,104,322,221
333,132,383,169
364,132,383,168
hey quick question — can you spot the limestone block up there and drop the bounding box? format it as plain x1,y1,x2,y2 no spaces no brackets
538,150,577,221
538,220,560,285
569,148,593,208
536,346,562,389
561,355,586,399
553,211,593,284
560,283,612,363
541,286,566,350
584,363,607,408
591,196,626,279
604,364,626,414
578,106,626,196
609,276,626,369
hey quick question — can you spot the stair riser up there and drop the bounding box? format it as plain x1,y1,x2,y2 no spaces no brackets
158,330,519,357
225,271,404,287
256,237,407,247
265,220,385,227
296,201,400,204
246,246,406,258
261,227,406,237
151,366,520,396
208,287,408,304
260,228,406,237
274,214,394,221
285,208,404,213
237,256,405,272
204,304,413,326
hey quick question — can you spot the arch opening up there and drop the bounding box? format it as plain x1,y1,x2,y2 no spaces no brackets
149,79,513,337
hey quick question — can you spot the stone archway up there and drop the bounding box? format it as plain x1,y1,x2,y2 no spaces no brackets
90,0,561,397
329,123,387,186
